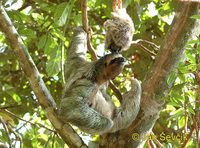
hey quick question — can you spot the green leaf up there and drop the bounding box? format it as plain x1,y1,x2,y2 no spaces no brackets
19,29,36,39
167,71,177,86
45,46,61,76
168,108,183,120
171,97,183,106
187,103,195,114
58,3,70,26
178,116,185,128
178,62,190,73
186,52,196,64
38,35,48,49
172,83,185,92
54,1,76,26
191,14,200,19
12,93,21,102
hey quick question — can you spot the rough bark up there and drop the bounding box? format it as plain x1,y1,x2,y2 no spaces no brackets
100,2,200,147
0,1,199,147
0,4,87,148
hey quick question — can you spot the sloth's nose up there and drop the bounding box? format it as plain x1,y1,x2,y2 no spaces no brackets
110,57,126,64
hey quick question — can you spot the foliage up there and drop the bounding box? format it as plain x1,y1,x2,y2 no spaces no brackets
0,0,199,147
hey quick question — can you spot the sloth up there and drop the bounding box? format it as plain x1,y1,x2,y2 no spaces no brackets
58,27,141,134
104,0,134,53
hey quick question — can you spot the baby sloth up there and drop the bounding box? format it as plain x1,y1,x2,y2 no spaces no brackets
58,27,141,134
104,0,134,53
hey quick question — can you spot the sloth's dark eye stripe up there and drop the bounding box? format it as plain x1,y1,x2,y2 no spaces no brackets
110,57,125,65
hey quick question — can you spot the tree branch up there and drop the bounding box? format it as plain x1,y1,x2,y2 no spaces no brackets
128,2,200,146
0,4,87,148
1,109,56,133
99,2,200,147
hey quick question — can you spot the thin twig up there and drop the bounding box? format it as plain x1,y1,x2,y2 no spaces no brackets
181,116,196,148
151,132,163,148
193,113,199,147
52,132,56,148
149,139,156,148
184,102,188,135
194,81,200,144
109,81,123,102
133,39,160,50
81,0,97,61
139,44,156,57
194,68,200,134
0,117,12,148
44,132,53,148
82,0,88,33
132,41,156,57
193,71,200,147
147,140,151,148
0,104,21,109
1,109,56,132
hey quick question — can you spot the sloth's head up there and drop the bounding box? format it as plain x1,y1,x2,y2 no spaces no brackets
95,53,125,84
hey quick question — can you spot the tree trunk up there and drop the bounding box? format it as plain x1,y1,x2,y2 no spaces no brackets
0,1,199,147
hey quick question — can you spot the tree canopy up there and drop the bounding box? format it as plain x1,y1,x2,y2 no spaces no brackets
0,0,199,147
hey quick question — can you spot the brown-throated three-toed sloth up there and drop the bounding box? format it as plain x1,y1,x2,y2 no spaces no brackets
58,27,141,134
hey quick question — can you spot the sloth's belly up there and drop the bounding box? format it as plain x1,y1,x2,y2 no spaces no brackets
91,90,114,119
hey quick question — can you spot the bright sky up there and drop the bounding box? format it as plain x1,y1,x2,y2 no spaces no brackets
5,0,23,10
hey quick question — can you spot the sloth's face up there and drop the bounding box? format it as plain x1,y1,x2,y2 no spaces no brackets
103,54,125,80
95,53,126,84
